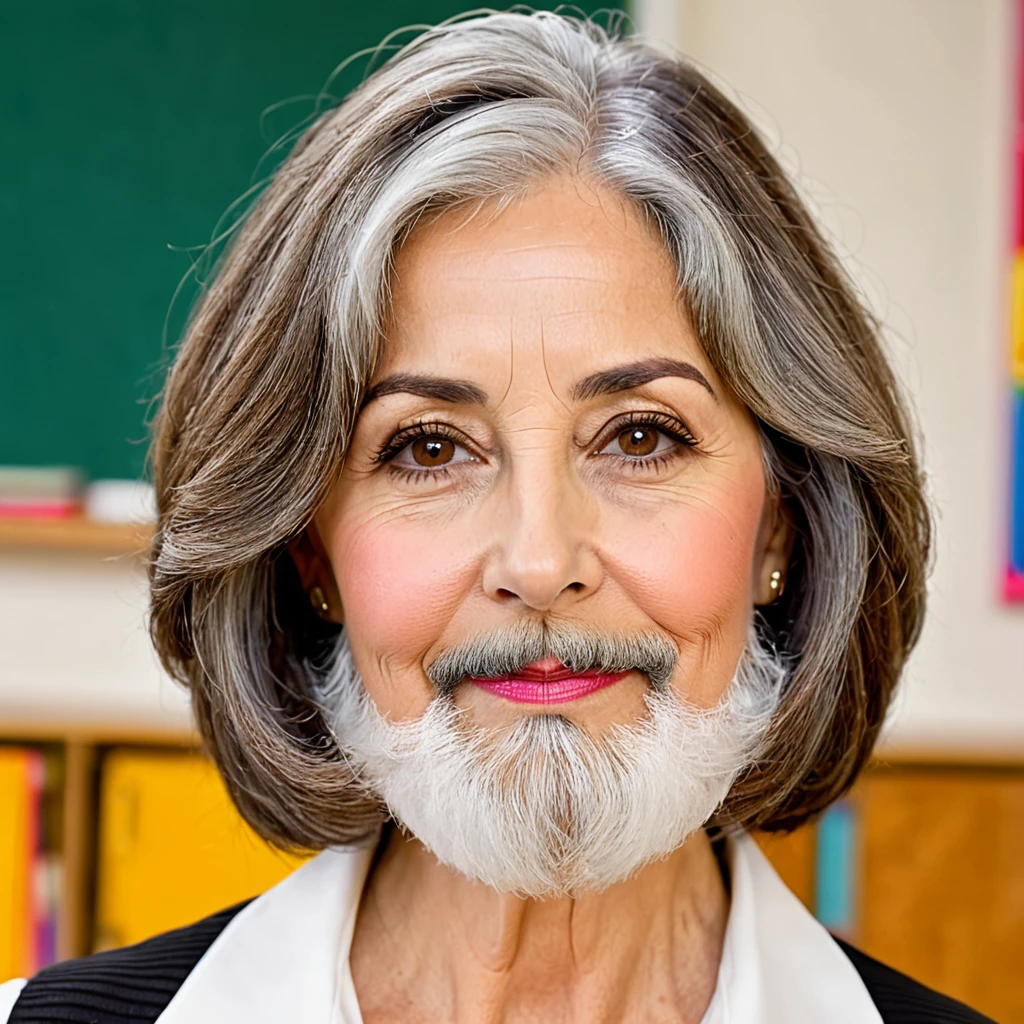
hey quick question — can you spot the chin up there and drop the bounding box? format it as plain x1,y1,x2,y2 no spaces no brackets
319,623,784,898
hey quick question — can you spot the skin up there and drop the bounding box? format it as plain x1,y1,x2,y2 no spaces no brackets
291,175,791,1023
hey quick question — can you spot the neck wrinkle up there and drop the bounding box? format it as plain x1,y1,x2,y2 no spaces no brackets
351,827,729,1023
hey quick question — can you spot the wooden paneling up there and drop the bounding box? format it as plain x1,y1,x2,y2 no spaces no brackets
754,765,1024,1022
58,742,96,961
855,767,1024,1023
755,826,816,910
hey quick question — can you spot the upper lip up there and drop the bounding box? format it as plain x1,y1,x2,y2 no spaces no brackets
478,662,613,682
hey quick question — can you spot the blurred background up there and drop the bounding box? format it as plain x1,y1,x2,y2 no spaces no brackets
1,0,1022,1019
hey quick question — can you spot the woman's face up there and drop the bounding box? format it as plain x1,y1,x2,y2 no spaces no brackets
312,175,786,734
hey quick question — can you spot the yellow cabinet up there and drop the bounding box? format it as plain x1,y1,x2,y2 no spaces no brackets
94,750,306,950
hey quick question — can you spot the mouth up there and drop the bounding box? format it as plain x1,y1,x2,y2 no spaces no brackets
467,657,631,705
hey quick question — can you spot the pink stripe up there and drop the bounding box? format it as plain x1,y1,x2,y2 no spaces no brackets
0,502,82,519
1004,566,1024,602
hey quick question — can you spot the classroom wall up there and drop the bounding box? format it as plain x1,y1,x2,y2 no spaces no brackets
0,552,188,728
3,0,1023,748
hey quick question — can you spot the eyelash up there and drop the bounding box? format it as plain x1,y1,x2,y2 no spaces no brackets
372,412,700,481
373,421,476,483
591,411,700,473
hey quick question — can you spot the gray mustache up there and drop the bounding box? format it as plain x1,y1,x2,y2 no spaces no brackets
426,619,678,696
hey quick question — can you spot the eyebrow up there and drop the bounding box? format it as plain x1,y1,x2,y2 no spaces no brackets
360,357,716,410
360,373,488,409
572,357,717,402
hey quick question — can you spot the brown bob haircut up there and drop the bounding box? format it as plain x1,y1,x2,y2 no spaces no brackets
149,11,931,850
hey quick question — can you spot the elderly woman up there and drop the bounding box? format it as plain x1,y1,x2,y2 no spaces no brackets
0,11,993,1024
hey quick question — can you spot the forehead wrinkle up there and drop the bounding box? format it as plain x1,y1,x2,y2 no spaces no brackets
540,309,573,417
493,309,516,411
441,274,620,284
435,240,640,278
443,240,632,254
536,306,660,325
491,333,567,424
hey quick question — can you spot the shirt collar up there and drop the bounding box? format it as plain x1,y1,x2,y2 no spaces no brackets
706,832,883,1024
157,842,376,1024
157,832,882,1024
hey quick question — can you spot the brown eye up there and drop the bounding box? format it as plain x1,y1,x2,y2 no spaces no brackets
410,436,456,466
618,426,659,457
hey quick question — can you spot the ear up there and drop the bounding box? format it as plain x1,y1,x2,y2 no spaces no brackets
753,490,795,607
286,521,344,625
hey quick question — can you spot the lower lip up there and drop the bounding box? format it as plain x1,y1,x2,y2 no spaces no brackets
468,671,630,705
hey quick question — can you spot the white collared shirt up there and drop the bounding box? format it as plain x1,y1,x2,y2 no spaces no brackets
0,832,882,1023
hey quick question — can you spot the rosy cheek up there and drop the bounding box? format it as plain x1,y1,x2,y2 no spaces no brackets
324,514,475,716
605,477,764,701
617,510,751,621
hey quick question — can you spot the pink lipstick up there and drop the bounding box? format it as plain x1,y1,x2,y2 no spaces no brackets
468,657,630,705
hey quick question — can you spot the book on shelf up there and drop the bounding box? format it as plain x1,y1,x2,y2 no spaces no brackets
0,746,58,983
0,467,84,519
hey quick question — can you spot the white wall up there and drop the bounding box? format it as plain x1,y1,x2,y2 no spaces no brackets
0,550,190,728
2,0,1022,746
637,0,1024,746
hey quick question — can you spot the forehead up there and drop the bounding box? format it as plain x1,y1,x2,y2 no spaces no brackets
380,176,713,388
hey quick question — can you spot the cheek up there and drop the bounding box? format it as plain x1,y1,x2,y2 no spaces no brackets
619,508,755,623
321,511,476,715
603,473,765,699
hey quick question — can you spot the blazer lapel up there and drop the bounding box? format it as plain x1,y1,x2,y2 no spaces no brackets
157,844,376,1024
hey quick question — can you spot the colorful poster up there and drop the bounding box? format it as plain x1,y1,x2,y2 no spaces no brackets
1007,3,1024,601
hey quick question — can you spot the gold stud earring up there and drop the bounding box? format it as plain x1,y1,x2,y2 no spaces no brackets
769,569,784,601
309,585,329,614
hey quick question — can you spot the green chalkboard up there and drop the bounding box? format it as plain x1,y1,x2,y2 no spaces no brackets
0,1,628,481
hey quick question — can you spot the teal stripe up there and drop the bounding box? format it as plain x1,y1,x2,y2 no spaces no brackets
815,801,856,932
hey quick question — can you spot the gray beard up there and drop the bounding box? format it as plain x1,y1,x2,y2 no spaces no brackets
315,622,785,898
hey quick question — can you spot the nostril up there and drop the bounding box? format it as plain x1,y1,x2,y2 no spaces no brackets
492,581,584,604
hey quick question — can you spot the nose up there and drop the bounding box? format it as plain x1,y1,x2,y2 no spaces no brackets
481,466,602,611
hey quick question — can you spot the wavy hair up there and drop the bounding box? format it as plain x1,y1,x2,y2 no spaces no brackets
149,10,931,849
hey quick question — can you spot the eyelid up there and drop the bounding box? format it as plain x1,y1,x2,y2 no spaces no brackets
588,410,700,453
373,419,485,467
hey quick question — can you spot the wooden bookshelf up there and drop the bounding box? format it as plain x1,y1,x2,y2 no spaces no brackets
0,516,153,555
0,722,197,963
0,718,196,748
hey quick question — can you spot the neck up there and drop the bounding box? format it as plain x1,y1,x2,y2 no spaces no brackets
350,827,729,1024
